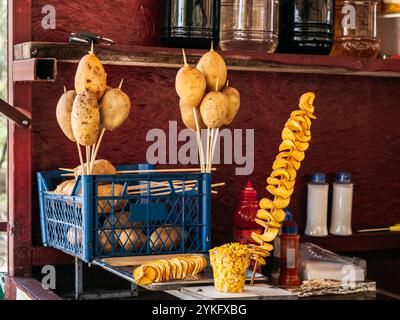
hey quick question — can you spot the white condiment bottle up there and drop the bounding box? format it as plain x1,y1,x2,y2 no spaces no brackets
330,172,354,236
305,173,329,237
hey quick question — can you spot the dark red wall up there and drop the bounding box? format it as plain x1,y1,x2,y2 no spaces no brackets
32,0,162,46
27,0,400,295
30,2,399,242
32,63,400,245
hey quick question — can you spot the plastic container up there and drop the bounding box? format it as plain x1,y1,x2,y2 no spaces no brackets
233,181,262,244
162,0,220,49
37,164,212,262
305,173,329,237
279,212,301,287
330,172,354,236
331,0,380,58
219,0,279,52
209,243,251,293
278,0,334,54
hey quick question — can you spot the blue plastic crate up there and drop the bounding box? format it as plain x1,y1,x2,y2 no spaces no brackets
37,164,211,262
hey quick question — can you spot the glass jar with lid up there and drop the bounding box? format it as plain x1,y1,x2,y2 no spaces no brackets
162,0,220,49
278,0,335,55
219,0,279,52
331,0,381,58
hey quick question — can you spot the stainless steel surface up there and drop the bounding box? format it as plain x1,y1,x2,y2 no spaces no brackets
93,257,268,291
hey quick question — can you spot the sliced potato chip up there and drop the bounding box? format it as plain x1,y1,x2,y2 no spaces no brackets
259,198,274,210
258,227,279,242
294,131,311,143
272,158,292,171
279,139,296,152
255,218,281,229
286,158,300,170
274,197,290,209
281,127,296,141
172,258,183,279
270,208,286,223
270,168,290,180
285,119,302,132
180,259,189,279
159,259,171,281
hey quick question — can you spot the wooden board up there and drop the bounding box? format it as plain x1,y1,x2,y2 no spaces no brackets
181,284,297,300
14,42,400,77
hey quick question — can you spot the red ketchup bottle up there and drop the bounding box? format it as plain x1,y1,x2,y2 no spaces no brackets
233,181,262,244
279,211,302,287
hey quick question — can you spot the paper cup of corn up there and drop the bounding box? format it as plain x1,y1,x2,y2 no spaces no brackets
209,242,252,293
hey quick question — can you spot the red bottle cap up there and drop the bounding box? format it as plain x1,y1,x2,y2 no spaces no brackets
241,181,257,201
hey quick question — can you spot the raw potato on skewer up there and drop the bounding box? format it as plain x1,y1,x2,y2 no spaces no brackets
199,83,229,128
175,49,206,108
179,100,205,130
71,90,100,146
222,84,240,125
56,89,77,142
197,45,227,91
100,80,131,130
73,159,117,178
75,47,107,100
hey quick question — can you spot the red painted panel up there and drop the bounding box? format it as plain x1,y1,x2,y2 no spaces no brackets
8,0,33,280
32,0,162,46
30,62,400,247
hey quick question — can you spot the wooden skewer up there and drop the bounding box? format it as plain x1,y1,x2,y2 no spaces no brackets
210,128,219,173
59,168,74,172
76,142,84,175
85,146,90,174
90,128,106,172
128,183,222,196
60,168,217,177
193,108,205,172
126,180,198,191
207,128,211,173
118,168,216,174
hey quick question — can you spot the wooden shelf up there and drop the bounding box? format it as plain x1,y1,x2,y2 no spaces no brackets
13,41,400,78
301,232,400,252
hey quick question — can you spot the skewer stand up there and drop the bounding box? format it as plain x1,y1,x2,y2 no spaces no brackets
71,257,138,300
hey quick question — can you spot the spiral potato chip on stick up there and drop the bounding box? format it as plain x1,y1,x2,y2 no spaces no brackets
249,92,317,285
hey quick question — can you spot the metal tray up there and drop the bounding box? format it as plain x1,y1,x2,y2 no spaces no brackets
92,254,267,291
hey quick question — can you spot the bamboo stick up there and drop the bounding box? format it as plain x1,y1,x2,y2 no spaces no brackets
193,107,205,172
117,168,216,174
90,128,106,172
76,142,84,175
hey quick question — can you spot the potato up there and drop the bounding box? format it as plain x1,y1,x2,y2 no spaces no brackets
118,229,147,251
52,179,75,194
196,48,227,91
60,180,77,196
99,84,131,130
222,86,240,125
179,100,205,131
102,212,144,251
200,91,229,128
150,226,183,251
74,159,117,178
98,230,115,253
71,90,100,146
175,54,206,108
74,52,107,100
93,184,125,215
67,227,83,246
56,90,76,142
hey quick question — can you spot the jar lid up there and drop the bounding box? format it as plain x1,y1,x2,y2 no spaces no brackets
335,172,351,183
282,209,298,234
310,173,326,184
